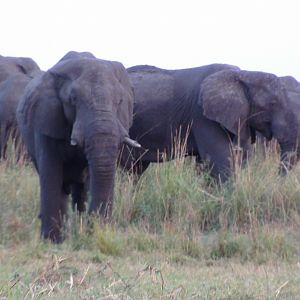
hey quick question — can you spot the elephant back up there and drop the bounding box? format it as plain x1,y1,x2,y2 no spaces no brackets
128,65,174,106
280,76,300,93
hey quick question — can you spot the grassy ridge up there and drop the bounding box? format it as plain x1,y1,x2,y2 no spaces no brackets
0,147,300,298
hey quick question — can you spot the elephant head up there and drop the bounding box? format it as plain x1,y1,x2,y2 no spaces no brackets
58,51,96,62
18,53,138,216
0,56,40,82
278,76,300,171
199,69,300,170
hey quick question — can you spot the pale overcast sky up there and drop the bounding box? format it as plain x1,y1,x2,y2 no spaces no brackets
1,0,300,79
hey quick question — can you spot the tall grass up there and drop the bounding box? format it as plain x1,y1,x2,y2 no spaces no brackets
114,145,300,232
0,141,299,261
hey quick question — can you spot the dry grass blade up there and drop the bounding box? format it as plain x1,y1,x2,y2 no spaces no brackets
47,282,57,295
134,265,150,282
102,287,122,300
67,273,74,290
198,188,223,201
9,273,20,289
165,286,185,299
147,265,164,292
52,255,69,270
79,264,90,286
106,262,130,289
36,287,48,297
275,280,289,298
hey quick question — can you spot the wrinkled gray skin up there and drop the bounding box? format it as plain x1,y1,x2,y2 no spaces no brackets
280,76,300,93
120,64,300,180
0,56,41,159
17,51,135,243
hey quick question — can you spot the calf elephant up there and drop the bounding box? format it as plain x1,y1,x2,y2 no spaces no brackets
120,64,300,180
17,51,139,242
0,56,41,160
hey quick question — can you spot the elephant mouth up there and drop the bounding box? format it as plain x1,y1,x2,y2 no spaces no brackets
257,123,273,141
263,131,273,141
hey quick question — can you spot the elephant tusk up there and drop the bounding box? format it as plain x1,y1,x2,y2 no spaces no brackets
124,137,141,148
70,139,77,146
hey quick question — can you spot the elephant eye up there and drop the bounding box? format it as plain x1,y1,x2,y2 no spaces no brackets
70,95,77,105
270,101,277,109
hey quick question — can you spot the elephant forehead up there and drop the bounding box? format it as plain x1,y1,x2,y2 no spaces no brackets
129,72,174,104
0,62,19,82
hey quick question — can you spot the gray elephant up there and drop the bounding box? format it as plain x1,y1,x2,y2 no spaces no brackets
0,56,40,160
17,51,139,242
120,64,300,180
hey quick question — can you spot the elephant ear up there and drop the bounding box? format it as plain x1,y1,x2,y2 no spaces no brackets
18,71,68,139
112,61,134,132
199,69,250,145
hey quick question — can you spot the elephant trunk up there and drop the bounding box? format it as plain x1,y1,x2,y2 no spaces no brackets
279,140,300,174
85,119,119,218
88,154,117,218
272,110,300,174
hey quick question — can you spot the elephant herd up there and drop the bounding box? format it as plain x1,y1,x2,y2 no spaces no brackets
1,51,300,243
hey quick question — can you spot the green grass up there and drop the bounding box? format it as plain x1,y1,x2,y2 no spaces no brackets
1,245,300,299
1,147,300,299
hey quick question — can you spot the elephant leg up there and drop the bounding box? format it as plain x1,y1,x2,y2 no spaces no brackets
71,182,87,213
132,160,150,176
0,124,3,159
0,123,10,160
37,136,68,243
192,119,233,182
13,128,24,163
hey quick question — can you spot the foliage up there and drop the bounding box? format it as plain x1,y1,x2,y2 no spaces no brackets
1,145,300,298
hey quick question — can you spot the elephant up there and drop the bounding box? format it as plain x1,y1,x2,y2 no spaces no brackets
0,56,41,160
119,64,300,181
17,51,140,242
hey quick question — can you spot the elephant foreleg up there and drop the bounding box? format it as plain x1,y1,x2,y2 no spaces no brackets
37,136,68,243
192,118,233,182
71,182,87,213
131,160,150,176
0,123,10,160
